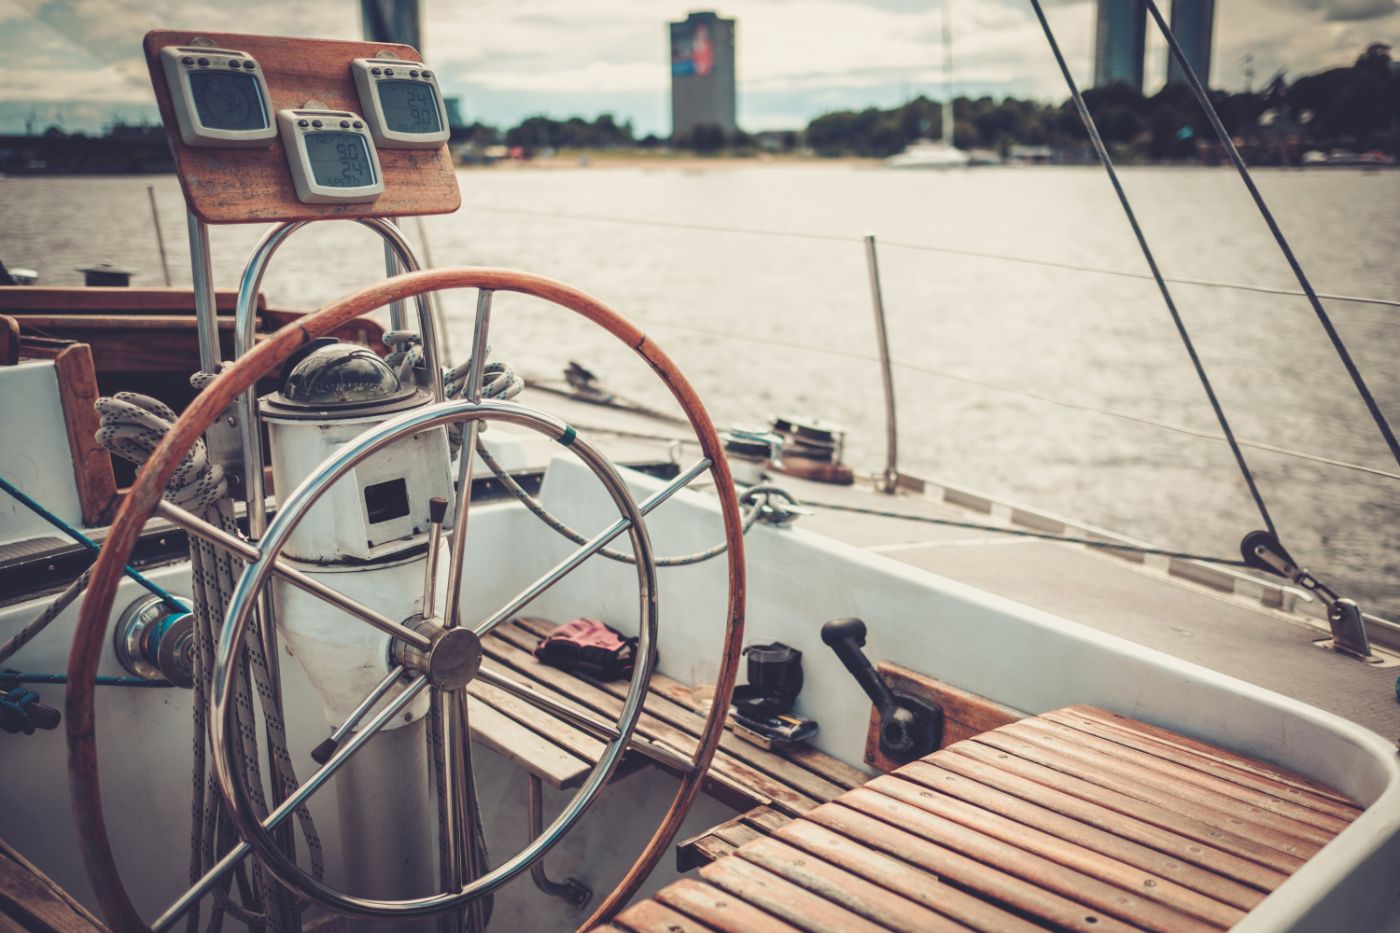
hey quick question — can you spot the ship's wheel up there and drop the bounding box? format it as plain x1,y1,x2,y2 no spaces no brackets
66,268,746,931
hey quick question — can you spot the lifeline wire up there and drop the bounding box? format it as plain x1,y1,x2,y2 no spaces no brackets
799,498,1250,567
1026,0,1278,542
1141,0,1400,471
0,473,183,609
461,204,1400,310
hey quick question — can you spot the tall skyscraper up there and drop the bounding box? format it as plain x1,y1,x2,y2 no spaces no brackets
669,11,737,138
1093,0,1147,91
1166,0,1216,87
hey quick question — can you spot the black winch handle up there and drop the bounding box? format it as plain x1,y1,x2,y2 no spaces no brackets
821,617,942,763
821,618,898,718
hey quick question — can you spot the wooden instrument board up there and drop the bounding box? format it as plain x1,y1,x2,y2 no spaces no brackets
143,30,461,224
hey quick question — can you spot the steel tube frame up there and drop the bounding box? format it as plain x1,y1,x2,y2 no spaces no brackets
864,234,900,494
186,211,220,373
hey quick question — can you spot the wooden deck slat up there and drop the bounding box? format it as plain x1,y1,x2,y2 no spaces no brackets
993,721,1332,850
735,836,975,933
466,680,607,762
655,878,800,933
1049,708,1361,819
773,819,1045,933
1069,706,1360,808
948,742,1300,881
741,807,792,834
808,802,1139,933
840,788,1217,933
899,759,1266,911
464,699,591,789
974,730,1321,860
869,773,1245,927
698,853,889,933
613,900,719,933
711,822,764,850
1028,716,1353,833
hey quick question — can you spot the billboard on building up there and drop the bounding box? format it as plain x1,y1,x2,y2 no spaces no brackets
671,19,716,77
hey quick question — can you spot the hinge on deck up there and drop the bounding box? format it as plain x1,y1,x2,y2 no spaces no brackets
1241,530,1373,660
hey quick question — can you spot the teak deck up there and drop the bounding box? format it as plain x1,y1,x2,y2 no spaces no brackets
599,705,1363,932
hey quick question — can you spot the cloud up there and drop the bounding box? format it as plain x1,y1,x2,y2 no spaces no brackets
1289,0,1399,20
0,0,1394,135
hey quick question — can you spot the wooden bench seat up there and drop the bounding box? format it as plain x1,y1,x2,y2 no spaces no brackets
471,618,865,831
598,705,1363,932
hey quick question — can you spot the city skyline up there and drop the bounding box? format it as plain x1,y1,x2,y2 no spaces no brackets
1092,0,1217,93
1094,0,1148,90
0,0,1395,136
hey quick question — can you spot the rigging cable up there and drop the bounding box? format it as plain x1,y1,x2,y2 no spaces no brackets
1141,0,1400,470
0,473,183,609
794,497,1250,567
1026,0,1279,542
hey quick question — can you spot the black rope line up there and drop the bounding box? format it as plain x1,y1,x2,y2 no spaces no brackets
803,499,1249,567
1141,0,1400,470
1026,0,1279,541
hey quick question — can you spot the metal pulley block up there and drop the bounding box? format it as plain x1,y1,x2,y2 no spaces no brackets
1241,530,1372,660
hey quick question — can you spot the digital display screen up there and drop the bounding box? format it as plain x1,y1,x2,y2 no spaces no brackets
304,132,375,188
189,70,267,131
378,80,442,134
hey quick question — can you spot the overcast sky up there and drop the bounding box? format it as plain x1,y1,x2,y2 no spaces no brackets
1,0,1395,135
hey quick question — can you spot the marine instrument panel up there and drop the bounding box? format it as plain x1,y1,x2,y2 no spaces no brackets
143,30,460,223
159,44,276,147
277,108,384,203
350,57,451,148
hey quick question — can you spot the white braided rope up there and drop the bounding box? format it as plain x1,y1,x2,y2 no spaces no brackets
96,384,323,930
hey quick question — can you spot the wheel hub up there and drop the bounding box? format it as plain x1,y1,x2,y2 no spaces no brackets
427,627,483,691
392,613,483,691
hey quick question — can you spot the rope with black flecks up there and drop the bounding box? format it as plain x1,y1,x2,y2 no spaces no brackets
97,385,323,931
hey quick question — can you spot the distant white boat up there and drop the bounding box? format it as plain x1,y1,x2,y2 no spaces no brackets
886,138,970,169
886,0,971,170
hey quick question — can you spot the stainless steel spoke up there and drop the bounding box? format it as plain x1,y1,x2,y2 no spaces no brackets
156,500,433,652
442,289,494,631
473,457,711,637
151,675,429,933
312,664,409,763
423,497,448,623
433,690,465,933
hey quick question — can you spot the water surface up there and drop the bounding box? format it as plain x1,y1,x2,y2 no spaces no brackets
4,164,1397,616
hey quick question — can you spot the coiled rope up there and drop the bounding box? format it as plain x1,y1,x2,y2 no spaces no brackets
96,387,323,932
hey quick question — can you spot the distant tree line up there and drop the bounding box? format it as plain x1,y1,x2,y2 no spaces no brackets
804,43,1398,160
423,42,1397,162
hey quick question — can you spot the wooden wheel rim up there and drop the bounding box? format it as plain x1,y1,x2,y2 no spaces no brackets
65,268,747,931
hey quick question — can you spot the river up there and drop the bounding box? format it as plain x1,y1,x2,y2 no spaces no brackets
4,163,1398,617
